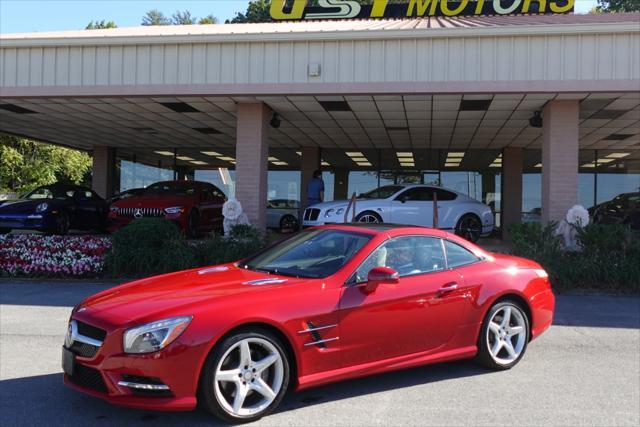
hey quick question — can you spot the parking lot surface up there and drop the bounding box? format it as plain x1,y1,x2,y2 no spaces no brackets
1,281,638,426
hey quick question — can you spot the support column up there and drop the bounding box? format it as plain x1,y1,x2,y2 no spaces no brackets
542,100,580,223
235,103,270,231
333,168,349,200
300,146,321,208
92,146,115,199
502,147,523,239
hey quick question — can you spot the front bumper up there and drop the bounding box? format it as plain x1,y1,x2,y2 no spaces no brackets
0,213,54,231
62,319,205,412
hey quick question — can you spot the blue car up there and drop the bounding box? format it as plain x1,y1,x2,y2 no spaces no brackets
0,183,109,235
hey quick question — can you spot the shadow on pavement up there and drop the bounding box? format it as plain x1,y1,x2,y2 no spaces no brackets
0,361,490,426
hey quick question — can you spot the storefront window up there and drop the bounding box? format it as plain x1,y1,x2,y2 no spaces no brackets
268,171,300,203
348,171,379,197
195,169,235,197
119,160,173,192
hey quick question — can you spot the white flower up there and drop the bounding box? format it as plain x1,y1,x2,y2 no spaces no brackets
566,205,589,227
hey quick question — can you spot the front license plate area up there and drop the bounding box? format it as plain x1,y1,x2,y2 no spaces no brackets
62,347,75,377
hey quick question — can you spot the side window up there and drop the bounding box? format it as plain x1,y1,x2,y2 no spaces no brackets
444,240,479,268
434,189,457,201
397,187,434,202
352,236,446,283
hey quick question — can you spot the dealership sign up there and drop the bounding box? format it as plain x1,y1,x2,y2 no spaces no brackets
270,0,575,20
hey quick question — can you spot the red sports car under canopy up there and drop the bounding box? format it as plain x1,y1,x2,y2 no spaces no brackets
62,224,554,423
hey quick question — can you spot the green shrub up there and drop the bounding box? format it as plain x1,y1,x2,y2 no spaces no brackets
193,224,265,267
105,218,195,277
508,222,640,294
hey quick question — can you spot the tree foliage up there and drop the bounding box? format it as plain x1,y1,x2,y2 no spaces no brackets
85,20,117,30
142,9,219,26
596,0,640,12
141,9,171,26
0,134,92,193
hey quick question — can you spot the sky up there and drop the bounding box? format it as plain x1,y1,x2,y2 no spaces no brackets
0,0,600,34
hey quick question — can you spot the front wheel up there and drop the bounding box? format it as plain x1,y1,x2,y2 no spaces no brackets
199,330,290,424
476,300,530,370
455,214,482,242
355,211,382,224
279,214,298,232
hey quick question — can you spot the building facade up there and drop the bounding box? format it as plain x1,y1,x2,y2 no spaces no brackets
1,12,639,233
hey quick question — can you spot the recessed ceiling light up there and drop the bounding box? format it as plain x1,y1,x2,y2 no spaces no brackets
268,156,279,161
160,102,200,113
445,163,459,167
596,158,615,164
318,100,351,112
447,152,465,158
534,163,542,168
605,152,630,158
346,151,364,157
218,156,235,161
190,160,208,165
154,151,174,156
489,163,501,168
396,152,413,157
296,151,302,156
351,157,368,162
177,156,194,161
321,161,330,166
272,161,288,166
400,162,415,167
201,151,222,157
356,161,372,166
581,163,596,168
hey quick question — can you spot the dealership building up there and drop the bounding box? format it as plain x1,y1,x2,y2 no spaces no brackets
0,10,639,233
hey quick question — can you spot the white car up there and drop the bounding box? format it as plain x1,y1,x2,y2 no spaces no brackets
267,199,300,231
302,184,494,242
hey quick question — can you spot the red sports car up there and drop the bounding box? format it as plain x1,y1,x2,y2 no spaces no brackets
108,180,226,236
62,224,554,423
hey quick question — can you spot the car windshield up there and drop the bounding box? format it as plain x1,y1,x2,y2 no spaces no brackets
144,182,199,197
23,186,74,200
359,186,403,199
239,229,372,279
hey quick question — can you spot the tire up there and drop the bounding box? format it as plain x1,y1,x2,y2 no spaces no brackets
355,211,382,224
279,214,298,232
455,213,482,243
476,300,530,370
186,209,200,238
53,211,70,235
199,329,291,424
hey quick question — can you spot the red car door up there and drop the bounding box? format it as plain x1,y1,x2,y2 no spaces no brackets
338,236,468,368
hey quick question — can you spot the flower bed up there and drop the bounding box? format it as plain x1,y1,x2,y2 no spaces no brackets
0,234,112,278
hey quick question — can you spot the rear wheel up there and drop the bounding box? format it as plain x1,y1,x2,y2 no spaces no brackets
355,211,382,224
476,300,530,370
455,214,482,242
199,330,290,424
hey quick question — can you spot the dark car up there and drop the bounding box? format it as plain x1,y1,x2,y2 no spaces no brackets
108,180,226,237
0,183,109,235
590,192,640,230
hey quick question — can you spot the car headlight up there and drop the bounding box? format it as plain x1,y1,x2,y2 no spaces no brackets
324,208,344,218
35,202,49,213
123,316,192,354
164,206,184,214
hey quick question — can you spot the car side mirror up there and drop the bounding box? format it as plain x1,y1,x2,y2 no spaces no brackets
364,266,399,294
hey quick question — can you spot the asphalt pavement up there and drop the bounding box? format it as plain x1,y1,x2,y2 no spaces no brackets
1,281,638,427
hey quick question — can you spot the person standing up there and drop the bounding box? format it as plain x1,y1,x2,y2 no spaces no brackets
306,170,324,207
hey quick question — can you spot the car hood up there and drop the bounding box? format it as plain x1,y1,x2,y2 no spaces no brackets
75,264,307,326
112,194,196,208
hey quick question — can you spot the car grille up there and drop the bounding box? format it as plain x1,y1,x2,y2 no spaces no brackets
303,208,320,221
76,321,107,341
70,341,100,358
68,364,108,394
117,207,164,217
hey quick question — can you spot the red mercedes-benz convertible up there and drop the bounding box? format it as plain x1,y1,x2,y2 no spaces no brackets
62,224,554,423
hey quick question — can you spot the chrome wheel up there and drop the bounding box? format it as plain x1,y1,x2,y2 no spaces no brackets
356,212,381,223
280,215,298,231
486,304,527,366
456,214,482,242
213,337,284,418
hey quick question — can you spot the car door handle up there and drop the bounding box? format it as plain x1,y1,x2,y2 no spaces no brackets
438,282,458,295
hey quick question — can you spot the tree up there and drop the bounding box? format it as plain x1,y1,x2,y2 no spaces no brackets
85,20,117,30
171,10,197,25
0,134,92,194
198,14,219,25
596,0,640,12
141,9,171,26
